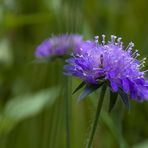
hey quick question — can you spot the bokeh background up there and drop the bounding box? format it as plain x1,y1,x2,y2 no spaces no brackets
0,0,148,148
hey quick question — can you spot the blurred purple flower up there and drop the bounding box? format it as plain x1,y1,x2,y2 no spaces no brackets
35,34,83,58
64,35,148,101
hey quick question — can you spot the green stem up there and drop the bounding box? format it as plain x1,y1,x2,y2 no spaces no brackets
65,76,71,148
86,85,106,148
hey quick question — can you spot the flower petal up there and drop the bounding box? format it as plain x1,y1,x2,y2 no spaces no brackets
110,80,118,92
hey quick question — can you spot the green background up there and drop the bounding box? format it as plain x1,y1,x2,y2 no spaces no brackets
0,0,148,148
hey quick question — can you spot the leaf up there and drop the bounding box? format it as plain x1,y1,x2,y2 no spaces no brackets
109,91,118,112
0,38,12,65
72,81,86,94
0,87,59,134
132,140,148,148
118,89,130,109
78,83,103,101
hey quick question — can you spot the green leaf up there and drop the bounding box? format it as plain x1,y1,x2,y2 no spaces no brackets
133,140,148,148
0,87,59,134
78,83,103,101
118,89,130,109
109,91,118,112
72,81,86,94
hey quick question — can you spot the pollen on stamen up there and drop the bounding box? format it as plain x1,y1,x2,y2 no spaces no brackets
139,59,146,68
110,35,117,44
117,37,122,46
126,42,134,51
132,49,139,57
120,42,123,48
127,48,132,53
102,35,105,45
117,37,122,43
111,35,114,43
113,35,117,41
143,69,148,73
140,57,147,63
135,53,140,58
95,36,99,44
129,42,134,48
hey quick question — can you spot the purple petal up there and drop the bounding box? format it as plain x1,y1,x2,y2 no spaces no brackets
110,80,118,92
122,79,129,93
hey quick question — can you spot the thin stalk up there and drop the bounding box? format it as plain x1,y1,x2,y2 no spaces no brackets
86,85,106,148
65,76,71,148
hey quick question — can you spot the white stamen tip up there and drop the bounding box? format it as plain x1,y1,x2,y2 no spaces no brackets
111,35,117,44
117,37,122,42
129,42,134,47
95,36,99,43
143,70,148,73
102,34,105,45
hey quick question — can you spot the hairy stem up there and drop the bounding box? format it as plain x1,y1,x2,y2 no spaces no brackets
65,76,71,148
86,85,106,148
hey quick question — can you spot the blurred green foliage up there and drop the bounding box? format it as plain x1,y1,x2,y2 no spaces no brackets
0,0,148,148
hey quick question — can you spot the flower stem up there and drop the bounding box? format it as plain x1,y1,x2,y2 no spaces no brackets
65,76,71,148
86,84,106,148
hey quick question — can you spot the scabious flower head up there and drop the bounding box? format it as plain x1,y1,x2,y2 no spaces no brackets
35,34,83,58
64,35,148,101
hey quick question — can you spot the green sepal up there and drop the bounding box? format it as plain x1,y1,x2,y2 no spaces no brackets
118,89,130,109
72,81,86,95
109,91,118,112
78,83,104,101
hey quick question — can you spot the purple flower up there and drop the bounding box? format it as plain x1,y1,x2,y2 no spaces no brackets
64,35,148,101
35,34,83,58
